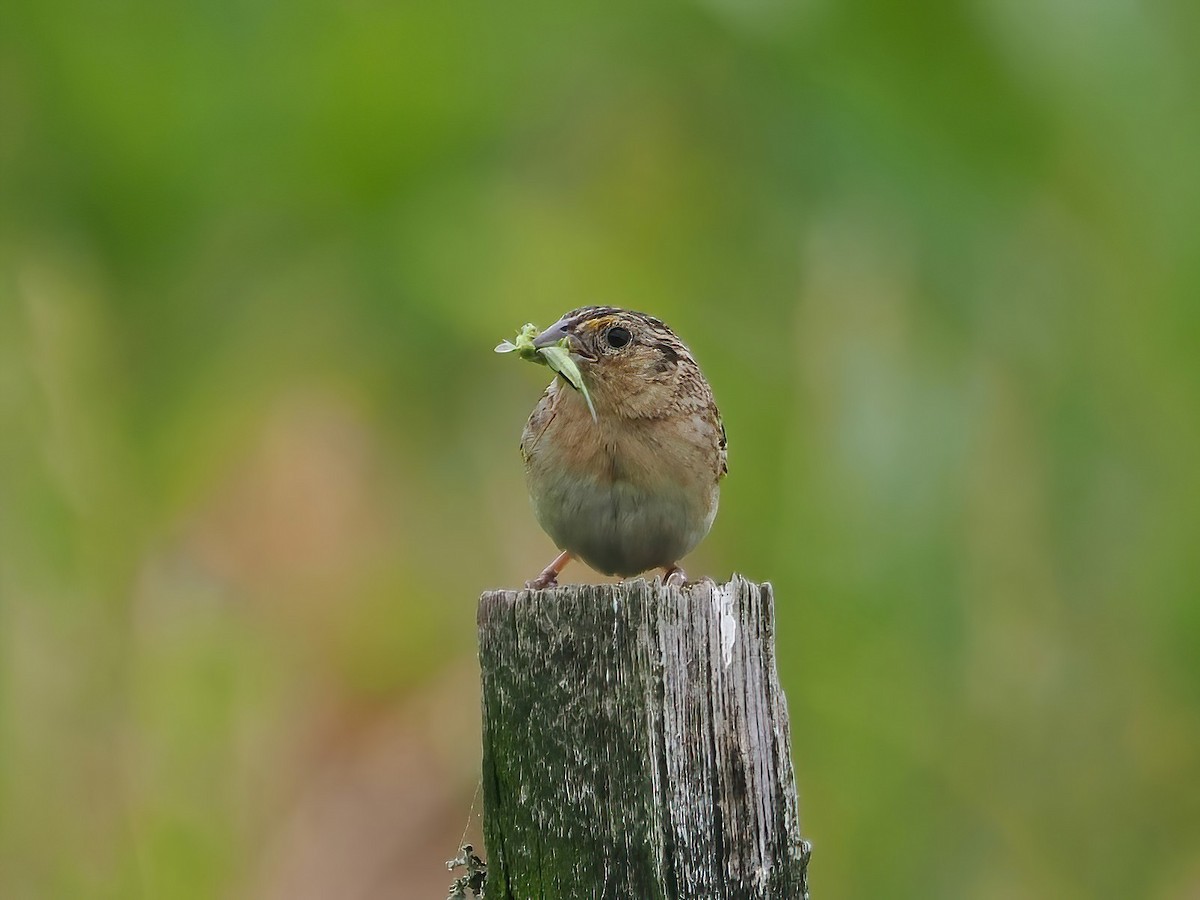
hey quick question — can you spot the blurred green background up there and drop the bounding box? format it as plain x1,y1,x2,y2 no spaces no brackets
2,0,1199,897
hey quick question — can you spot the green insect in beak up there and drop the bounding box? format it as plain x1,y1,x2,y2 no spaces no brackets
496,322,597,421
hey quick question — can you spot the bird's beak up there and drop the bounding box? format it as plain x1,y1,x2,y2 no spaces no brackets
532,320,569,348
534,318,594,359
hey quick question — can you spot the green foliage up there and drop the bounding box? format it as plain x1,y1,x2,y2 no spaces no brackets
2,0,1199,896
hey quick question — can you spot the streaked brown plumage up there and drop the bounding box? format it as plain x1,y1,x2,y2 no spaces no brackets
518,306,726,589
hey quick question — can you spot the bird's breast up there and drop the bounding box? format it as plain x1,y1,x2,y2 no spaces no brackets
522,399,719,576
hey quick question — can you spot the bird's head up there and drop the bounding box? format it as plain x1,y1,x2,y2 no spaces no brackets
533,306,697,418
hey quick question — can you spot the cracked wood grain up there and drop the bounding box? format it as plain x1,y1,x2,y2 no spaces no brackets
478,576,811,899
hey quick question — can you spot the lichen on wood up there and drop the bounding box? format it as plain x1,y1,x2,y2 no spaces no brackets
478,576,811,899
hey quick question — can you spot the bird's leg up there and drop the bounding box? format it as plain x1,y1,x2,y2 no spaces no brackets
663,564,688,588
526,550,572,590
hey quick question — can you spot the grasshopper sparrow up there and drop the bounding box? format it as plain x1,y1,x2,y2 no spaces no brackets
515,306,727,589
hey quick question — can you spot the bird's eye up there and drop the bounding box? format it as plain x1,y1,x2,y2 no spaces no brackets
606,326,632,349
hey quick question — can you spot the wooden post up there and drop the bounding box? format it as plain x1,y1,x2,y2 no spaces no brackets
477,576,811,899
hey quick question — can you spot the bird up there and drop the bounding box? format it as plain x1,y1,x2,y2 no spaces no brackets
516,306,727,590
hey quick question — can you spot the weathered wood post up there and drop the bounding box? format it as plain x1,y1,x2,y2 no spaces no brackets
477,576,811,899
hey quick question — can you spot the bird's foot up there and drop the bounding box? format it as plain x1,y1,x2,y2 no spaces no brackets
663,565,688,588
525,570,558,590
526,550,572,591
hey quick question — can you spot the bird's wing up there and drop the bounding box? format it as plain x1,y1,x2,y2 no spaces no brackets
717,412,729,478
520,381,558,467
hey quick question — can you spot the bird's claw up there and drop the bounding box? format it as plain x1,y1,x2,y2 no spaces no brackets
526,550,571,591
663,565,688,588
525,571,559,591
